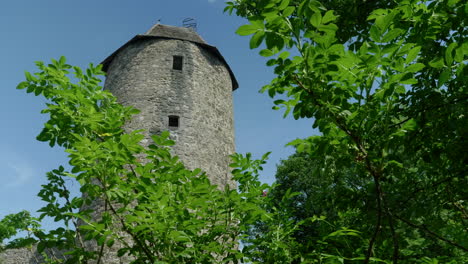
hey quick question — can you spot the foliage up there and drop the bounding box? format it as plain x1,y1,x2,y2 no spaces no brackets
0,211,38,251
15,58,245,263
9,57,359,263
270,152,365,253
226,0,468,263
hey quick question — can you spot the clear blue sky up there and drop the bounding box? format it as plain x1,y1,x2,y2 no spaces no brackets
0,0,316,230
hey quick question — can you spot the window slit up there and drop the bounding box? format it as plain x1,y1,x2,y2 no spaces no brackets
173,56,183,70
168,115,179,128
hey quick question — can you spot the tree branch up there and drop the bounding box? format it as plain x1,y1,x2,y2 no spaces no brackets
293,74,393,263
393,214,468,252
382,196,399,263
58,179,86,250
397,175,458,208
95,199,108,264
364,174,383,264
97,177,155,263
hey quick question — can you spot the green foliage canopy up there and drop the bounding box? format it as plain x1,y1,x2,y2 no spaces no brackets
2,0,467,262
14,58,251,263
4,57,357,263
226,0,468,263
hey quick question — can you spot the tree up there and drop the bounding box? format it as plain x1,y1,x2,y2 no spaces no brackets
247,152,365,263
0,211,38,251
5,57,355,263
226,0,468,263
13,58,261,263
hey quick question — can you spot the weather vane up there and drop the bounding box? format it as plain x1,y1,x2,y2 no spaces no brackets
183,18,197,31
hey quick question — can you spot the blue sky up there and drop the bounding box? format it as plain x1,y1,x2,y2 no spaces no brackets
0,0,316,230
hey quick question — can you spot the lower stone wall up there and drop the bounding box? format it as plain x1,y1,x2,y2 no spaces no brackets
0,245,71,264
0,246,43,264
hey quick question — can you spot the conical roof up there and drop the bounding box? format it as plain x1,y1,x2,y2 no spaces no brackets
144,24,207,44
101,24,238,90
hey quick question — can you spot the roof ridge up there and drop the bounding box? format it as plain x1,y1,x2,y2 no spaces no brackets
144,24,207,44
100,24,238,90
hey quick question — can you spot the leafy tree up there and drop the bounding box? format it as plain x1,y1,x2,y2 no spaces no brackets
5,57,356,263
0,211,38,251
6,0,466,262
14,58,250,263
226,0,468,263
271,152,364,246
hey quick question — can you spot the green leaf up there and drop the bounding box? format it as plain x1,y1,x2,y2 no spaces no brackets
250,30,265,49
266,59,277,66
16,81,29,90
26,84,35,93
278,51,290,60
278,0,290,10
265,33,284,51
310,12,322,28
375,9,396,32
59,56,66,66
395,85,406,94
236,24,260,36
400,78,418,85
34,86,42,96
445,42,457,65
438,69,451,88
381,28,404,42
405,46,421,64
370,25,381,42
322,10,336,24
454,46,465,62
402,118,417,131
405,63,425,73
428,57,445,69
25,71,35,82
260,49,274,57
283,6,295,17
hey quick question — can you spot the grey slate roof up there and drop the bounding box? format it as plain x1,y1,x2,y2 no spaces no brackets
101,24,238,90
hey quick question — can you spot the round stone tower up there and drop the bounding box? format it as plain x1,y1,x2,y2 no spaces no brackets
0,23,239,264
101,24,238,188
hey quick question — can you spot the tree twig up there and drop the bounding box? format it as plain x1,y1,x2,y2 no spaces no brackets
95,199,108,264
58,179,86,251
382,195,399,263
394,214,468,251
97,177,155,263
364,174,383,264
293,73,389,263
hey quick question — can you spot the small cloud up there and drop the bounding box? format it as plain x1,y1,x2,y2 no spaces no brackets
207,0,229,3
5,161,34,187
0,150,34,188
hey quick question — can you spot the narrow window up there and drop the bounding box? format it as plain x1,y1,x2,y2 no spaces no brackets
168,115,179,128
172,56,183,70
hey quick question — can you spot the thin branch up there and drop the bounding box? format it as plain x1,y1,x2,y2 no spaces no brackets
382,195,399,263
294,73,389,263
97,177,155,263
95,199,108,264
394,214,468,252
58,180,86,250
364,174,383,264
397,176,458,207
411,95,468,114
389,117,412,128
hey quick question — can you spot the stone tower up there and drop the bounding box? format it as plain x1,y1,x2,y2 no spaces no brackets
0,23,238,264
101,23,238,188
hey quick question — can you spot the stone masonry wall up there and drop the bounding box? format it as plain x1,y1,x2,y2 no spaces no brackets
104,38,235,188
